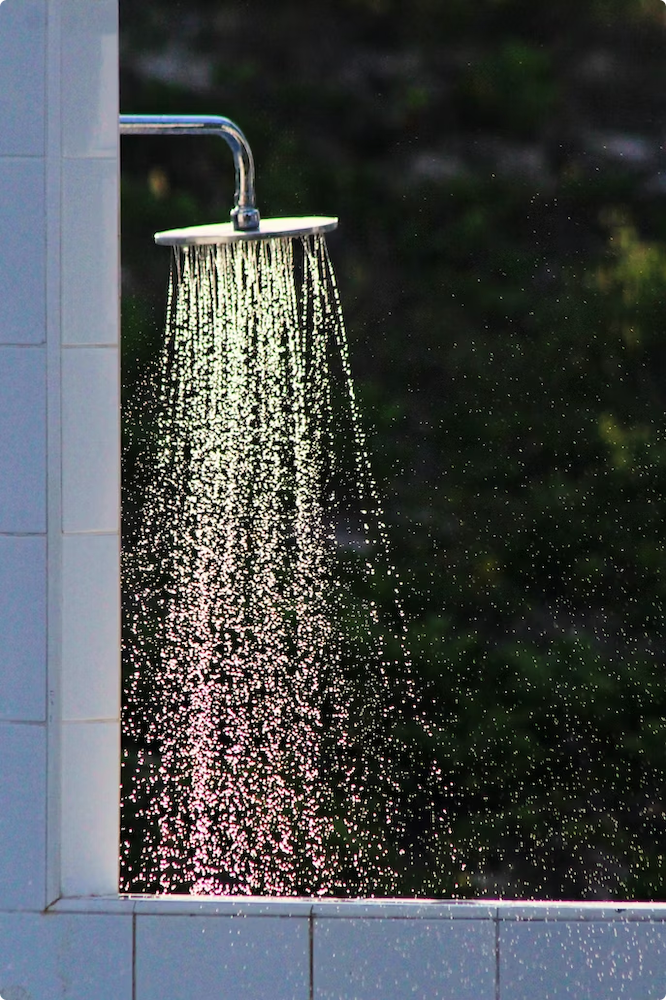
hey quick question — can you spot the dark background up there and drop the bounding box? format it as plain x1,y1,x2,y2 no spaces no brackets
120,0,666,899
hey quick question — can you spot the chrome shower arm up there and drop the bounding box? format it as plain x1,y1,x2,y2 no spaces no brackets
119,114,260,231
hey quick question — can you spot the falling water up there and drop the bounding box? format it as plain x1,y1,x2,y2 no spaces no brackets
121,234,445,896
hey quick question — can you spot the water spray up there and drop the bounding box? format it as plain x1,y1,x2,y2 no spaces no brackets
120,112,443,897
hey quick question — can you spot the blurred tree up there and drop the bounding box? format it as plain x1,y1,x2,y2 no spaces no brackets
120,0,666,899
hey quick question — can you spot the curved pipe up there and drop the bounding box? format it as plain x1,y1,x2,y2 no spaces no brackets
119,114,260,231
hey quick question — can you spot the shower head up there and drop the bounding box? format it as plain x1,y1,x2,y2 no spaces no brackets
154,216,338,246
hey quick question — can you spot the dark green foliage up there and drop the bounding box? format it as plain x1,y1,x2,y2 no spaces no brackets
121,0,666,898
456,42,558,137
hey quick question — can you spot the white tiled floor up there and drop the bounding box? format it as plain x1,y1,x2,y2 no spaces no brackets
0,912,132,1000
135,915,311,1000
313,916,496,1000
500,919,666,999
0,160,46,345
0,723,47,911
0,347,46,532
0,535,46,722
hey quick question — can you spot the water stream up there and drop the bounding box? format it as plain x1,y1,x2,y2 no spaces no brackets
121,235,444,895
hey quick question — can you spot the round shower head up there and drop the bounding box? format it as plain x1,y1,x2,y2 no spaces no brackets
154,216,338,246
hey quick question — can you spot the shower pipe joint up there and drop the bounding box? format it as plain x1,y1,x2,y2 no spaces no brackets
119,114,261,232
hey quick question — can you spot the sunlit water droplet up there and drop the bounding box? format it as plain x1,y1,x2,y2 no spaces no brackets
121,235,447,896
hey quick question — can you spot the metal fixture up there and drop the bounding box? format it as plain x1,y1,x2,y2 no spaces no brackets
153,217,338,246
120,114,260,231
119,113,338,245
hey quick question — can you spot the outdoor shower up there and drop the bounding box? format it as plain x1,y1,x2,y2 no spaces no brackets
119,113,338,244
1,5,661,994
119,109,442,896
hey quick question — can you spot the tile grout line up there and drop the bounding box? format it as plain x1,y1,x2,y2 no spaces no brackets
61,342,120,349
495,909,500,1000
0,720,48,727
0,343,47,349
309,908,314,1000
45,0,63,909
0,531,47,537
132,912,137,1000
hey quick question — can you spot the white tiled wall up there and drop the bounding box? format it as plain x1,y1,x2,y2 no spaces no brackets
0,0,46,156
0,724,47,910
0,0,120,914
61,0,119,160
61,347,119,532
0,0,51,931
44,900,666,999
313,914,495,1000
500,915,666,999
62,533,119,721
0,161,46,343
0,535,46,721
61,720,119,895
0,348,46,529
0,912,132,1000
136,915,311,1000
57,0,121,903
62,159,119,345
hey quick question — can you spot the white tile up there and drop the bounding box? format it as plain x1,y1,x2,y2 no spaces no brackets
0,160,46,344
50,896,136,914
61,720,119,896
62,0,118,158
312,900,497,920
136,915,310,1000
0,347,46,532
0,536,46,721
314,917,496,1000
0,0,46,156
0,722,46,909
133,896,315,917
0,912,132,1000
63,533,119,721
62,347,119,533
62,158,119,345
500,920,666,999
498,901,666,922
